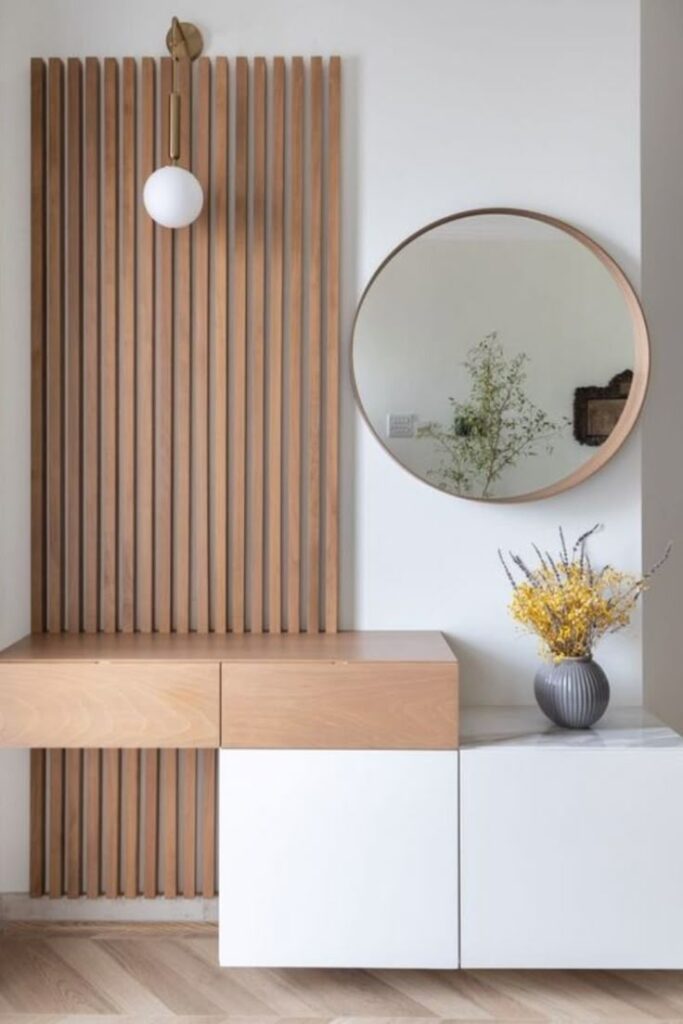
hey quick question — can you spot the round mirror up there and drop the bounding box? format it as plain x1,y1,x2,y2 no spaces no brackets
352,209,649,502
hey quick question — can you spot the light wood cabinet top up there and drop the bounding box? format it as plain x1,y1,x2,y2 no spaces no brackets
0,630,456,664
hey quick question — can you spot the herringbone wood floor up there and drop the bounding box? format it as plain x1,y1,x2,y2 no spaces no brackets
2,923,683,1022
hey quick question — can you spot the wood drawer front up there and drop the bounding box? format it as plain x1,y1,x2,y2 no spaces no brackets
0,662,219,748
221,661,459,749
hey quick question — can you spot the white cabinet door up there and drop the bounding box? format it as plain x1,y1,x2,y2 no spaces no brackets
461,747,683,968
219,749,459,968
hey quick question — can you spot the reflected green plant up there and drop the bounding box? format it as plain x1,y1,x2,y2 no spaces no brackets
417,332,567,498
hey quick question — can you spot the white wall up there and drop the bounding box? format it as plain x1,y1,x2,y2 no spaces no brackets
641,1,683,731
0,0,643,893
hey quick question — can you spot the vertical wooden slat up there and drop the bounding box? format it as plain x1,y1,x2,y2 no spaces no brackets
162,749,178,897
120,58,136,632
65,59,82,633
48,749,64,897
324,57,341,633
122,749,139,898
193,58,211,632
231,57,248,633
65,749,81,897
212,58,229,633
103,749,120,897
31,58,47,633
101,59,118,633
84,748,101,897
143,748,159,897
181,750,197,898
83,58,100,634
201,749,216,896
287,58,304,633
47,58,64,634
155,57,173,633
174,58,191,634
137,58,155,633
268,57,285,633
306,57,324,633
29,750,46,896
249,57,267,633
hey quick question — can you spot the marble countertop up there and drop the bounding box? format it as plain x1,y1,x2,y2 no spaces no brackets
460,706,683,749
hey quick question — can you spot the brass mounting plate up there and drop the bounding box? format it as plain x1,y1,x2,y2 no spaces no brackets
166,19,204,61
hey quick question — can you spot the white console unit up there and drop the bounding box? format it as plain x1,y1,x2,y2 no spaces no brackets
460,707,683,969
219,749,459,967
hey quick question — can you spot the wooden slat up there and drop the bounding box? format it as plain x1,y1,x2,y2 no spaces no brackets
143,749,159,897
120,58,136,632
122,749,139,898
29,749,46,896
65,59,82,634
306,57,324,633
84,749,100,898
287,57,304,633
211,58,229,633
82,58,100,634
137,58,155,633
324,57,341,633
31,59,46,633
101,59,118,633
174,57,192,634
162,749,178,897
65,748,81,897
47,58,64,634
201,749,216,896
249,57,267,633
155,57,173,633
103,749,120,898
230,57,248,633
193,58,211,632
267,57,285,633
181,750,197,898
48,748,64,897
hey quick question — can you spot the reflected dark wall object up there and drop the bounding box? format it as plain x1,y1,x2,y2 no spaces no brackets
573,370,633,447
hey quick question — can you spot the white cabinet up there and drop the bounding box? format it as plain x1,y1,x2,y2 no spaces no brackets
219,749,459,968
460,708,683,969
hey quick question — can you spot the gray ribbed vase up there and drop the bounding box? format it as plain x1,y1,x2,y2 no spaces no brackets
534,656,610,729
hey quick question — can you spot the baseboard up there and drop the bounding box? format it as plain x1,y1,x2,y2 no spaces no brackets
0,892,218,922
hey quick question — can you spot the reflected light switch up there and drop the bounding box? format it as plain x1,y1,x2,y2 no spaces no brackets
387,413,416,439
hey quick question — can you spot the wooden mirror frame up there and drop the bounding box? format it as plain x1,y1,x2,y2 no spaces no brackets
351,208,650,503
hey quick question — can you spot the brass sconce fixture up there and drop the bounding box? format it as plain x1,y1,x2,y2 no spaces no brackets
143,17,204,228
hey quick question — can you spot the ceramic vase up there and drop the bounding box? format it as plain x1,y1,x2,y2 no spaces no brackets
534,655,610,729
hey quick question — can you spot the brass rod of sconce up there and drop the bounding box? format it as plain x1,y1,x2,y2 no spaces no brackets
165,16,204,165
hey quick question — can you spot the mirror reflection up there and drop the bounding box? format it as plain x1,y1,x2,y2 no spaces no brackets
352,212,640,501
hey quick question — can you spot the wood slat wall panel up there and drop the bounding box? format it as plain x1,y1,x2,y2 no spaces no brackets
82,58,100,635
211,58,229,634
249,58,267,634
268,57,285,633
46,58,64,634
30,59,46,634
193,58,211,633
306,57,324,633
30,56,341,897
174,58,192,635
66,58,82,634
120,58,136,633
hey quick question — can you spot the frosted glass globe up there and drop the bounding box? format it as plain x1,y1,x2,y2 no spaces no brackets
143,165,203,228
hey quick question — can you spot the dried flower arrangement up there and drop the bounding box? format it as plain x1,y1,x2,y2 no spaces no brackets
499,525,670,661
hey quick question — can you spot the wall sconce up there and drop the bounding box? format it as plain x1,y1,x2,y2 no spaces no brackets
143,17,204,228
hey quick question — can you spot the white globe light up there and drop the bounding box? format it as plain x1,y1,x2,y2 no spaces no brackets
143,165,203,229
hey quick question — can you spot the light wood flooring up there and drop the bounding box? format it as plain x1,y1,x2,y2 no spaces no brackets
2,922,683,1023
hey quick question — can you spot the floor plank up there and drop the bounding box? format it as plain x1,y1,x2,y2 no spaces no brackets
2,924,683,1022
